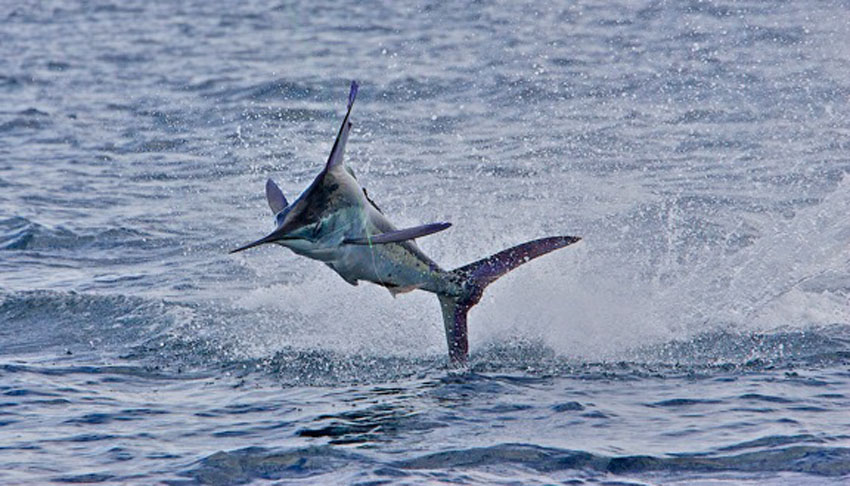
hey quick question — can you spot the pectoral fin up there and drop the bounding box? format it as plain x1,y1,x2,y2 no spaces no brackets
344,222,451,245
266,178,288,214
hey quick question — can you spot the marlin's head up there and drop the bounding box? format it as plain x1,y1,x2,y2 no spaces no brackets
229,175,355,254
230,81,361,255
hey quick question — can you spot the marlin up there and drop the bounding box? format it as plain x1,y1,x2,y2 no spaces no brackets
231,81,580,366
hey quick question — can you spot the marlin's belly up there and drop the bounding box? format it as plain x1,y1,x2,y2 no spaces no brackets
329,243,444,292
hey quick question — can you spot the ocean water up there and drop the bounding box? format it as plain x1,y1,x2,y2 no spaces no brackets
2,0,850,484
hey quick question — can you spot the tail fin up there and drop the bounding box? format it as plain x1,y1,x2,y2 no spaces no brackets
439,236,581,366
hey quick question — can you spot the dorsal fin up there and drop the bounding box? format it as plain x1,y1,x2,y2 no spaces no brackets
265,178,288,214
322,80,358,175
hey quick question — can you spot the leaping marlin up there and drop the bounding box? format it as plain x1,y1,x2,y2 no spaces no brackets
231,81,580,366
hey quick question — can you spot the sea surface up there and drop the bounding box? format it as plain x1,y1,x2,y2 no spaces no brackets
2,1,850,484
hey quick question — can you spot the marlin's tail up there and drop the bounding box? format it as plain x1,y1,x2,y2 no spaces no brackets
438,236,581,366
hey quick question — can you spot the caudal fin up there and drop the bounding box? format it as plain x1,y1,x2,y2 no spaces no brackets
439,236,581,366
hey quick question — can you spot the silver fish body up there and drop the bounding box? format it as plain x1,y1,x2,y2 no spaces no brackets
232,81,580,365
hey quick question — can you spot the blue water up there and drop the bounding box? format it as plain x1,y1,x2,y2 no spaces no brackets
3,0,850,484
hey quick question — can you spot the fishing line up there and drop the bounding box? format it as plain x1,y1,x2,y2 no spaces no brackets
362,211,381,284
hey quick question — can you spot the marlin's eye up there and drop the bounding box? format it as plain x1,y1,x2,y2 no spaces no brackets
274,208,290,226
